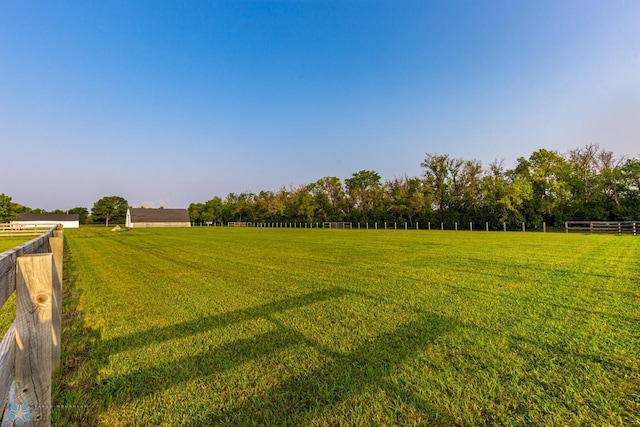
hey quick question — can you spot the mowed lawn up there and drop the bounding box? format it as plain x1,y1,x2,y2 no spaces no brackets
0,236,43,333
0,237,31,252
54,227,639,426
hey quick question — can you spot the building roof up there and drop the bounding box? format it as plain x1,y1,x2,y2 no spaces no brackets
17,214,80,222
128,208,190,223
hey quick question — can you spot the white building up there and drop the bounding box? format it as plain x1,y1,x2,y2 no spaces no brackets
12,214,80,229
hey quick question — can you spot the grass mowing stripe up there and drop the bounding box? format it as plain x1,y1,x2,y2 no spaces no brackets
53,227,640,425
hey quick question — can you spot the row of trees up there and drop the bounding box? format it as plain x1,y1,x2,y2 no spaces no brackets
189,145,640,229
0,194,88,224
3,145,639,229
0,194,128,226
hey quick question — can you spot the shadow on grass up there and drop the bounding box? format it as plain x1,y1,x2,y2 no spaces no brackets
96,307,454,425
55,233,456,424
72,283,454,425
197,313,455,425
101,287,353,356
52,238,102,425
57,285,357,424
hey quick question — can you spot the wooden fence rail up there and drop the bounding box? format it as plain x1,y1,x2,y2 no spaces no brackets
565,221,638,235
0,225,62,427
0,224,52,237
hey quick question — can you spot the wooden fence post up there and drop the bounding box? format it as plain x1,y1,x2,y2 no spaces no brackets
522,222,525,232
503,222,506,232
470,222,473,231
48,237,63,373
15,253,54,426
543,222,546,233
486,222,489,232
0,322,16,413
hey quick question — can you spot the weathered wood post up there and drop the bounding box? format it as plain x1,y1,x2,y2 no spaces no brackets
470,222,473,231
522,222,525,232
565,222,568,233
428,222,431,230
441,222,443,231
15,253,54,426
543,222,546,233
486,222,489,232
48,233,63,373
416,222,419,230
503,222,506,232
455,222,458,231
634,222,637,236
0,323,16,415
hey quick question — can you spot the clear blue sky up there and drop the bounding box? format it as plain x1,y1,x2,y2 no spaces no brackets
1,1,639,211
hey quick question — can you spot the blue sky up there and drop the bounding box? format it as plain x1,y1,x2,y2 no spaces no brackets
1,1,639,211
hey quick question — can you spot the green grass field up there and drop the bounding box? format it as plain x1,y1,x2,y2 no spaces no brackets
52,227,639,425
0,236,42,334
0,237,30,253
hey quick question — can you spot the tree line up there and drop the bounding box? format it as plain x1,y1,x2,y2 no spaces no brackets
2,145,638,228
0,195,125,226
188,144,640,230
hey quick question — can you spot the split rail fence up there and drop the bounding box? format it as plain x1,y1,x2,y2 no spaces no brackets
0,225,62,426
0,224,52,237
206,221,545,232
204,220,638,234
565,221,638,235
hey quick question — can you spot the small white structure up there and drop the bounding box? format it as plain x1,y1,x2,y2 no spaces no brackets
125,208,191,228
12,214,80,229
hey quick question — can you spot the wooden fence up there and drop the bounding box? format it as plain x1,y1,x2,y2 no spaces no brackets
0,224,52,237
0,225,62,426
565,221,638,235
213,221,543,231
